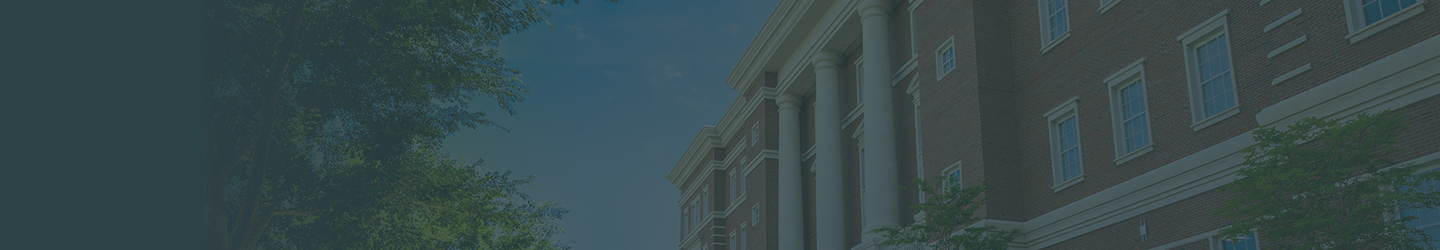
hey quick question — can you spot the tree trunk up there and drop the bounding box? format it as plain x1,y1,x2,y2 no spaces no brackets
210,2,307,249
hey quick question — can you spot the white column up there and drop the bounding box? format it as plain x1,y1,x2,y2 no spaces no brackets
777,94,804,250
858,0,900,243
811,51,847,250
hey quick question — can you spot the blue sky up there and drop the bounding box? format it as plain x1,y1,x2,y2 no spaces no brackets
439,1,781,249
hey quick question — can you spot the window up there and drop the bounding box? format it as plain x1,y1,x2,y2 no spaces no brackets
1105,58,1153,164
1403,175,1440,244
940,160,963,193
935,37,956,79
751,124,759,146
909,7,918,57
1045,97,1083,191
859,148,867,191
1343,0,1426,43
739,226,748,250
682,210,688,235
702,190,709,215
729,231,737,250
692,199,701,229
1210,231,1259,250
729,171,737,203
739,168,747,198
751,204,760,224
1196,37,1236,117
855,60,865,104
1036,0,1070,53
1178,10,1239,131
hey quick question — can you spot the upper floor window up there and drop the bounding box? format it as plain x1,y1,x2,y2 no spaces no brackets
1362,0,1420,24
1045,97,1083,192
936,37,956,79
1403,172,1440,244
855,60,865,104
1178,10,1239,131
729,171,737,203
1105,58,1154,164
1210,231,1259,250
729,231,737,250
739,161,748,197
739,226,748,250
860,148,867,192
751,124,759,146
1196,36,1236,118
1036,0,1071,53
750,204,760,224
1342,0,1426,43
942,160,963,192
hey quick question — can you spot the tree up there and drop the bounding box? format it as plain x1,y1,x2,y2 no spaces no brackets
873,176,1022,250
1214,110,1440,250
206,0,610,249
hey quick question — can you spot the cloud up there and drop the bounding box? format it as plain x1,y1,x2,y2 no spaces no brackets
566,24,588,39
604,70,617,77
644,60,690,89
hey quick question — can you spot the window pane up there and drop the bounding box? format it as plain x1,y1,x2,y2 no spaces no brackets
1384,0,1402,17
1064,124,1077,146
1365,1,1384,24
1056,8,1068,35
950,171,962,190
1222,232,1259,250
1135,114,1150,147
1401,0,1417,9
1216,73,1236,111
1065,154,1081,179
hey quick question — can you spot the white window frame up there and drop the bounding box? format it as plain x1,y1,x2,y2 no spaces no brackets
728,231,737,250
738,163,748,199
935,37,956,80
1342,0,1427,43
909,5,919,58
1209,230,1260,250
1177,10,1241,132
751,124,759,146
729,170,737,203
855,58,865,104
941,160,963,192
911,88,926,203
859,148,867,192
739,225,748,250
1105,58,1155,165
691,199,702,231
1036,0,1072,54
1099,0,1124,13
750,204,760,224
1045,97,1084,192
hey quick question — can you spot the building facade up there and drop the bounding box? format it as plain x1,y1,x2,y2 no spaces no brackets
666,0,1440,249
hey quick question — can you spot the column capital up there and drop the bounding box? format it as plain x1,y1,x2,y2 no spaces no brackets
858,0,892,19
811,51,843,70
777,94,802,110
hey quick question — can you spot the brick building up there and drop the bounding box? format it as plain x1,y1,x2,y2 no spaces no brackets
666,0,1440,249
